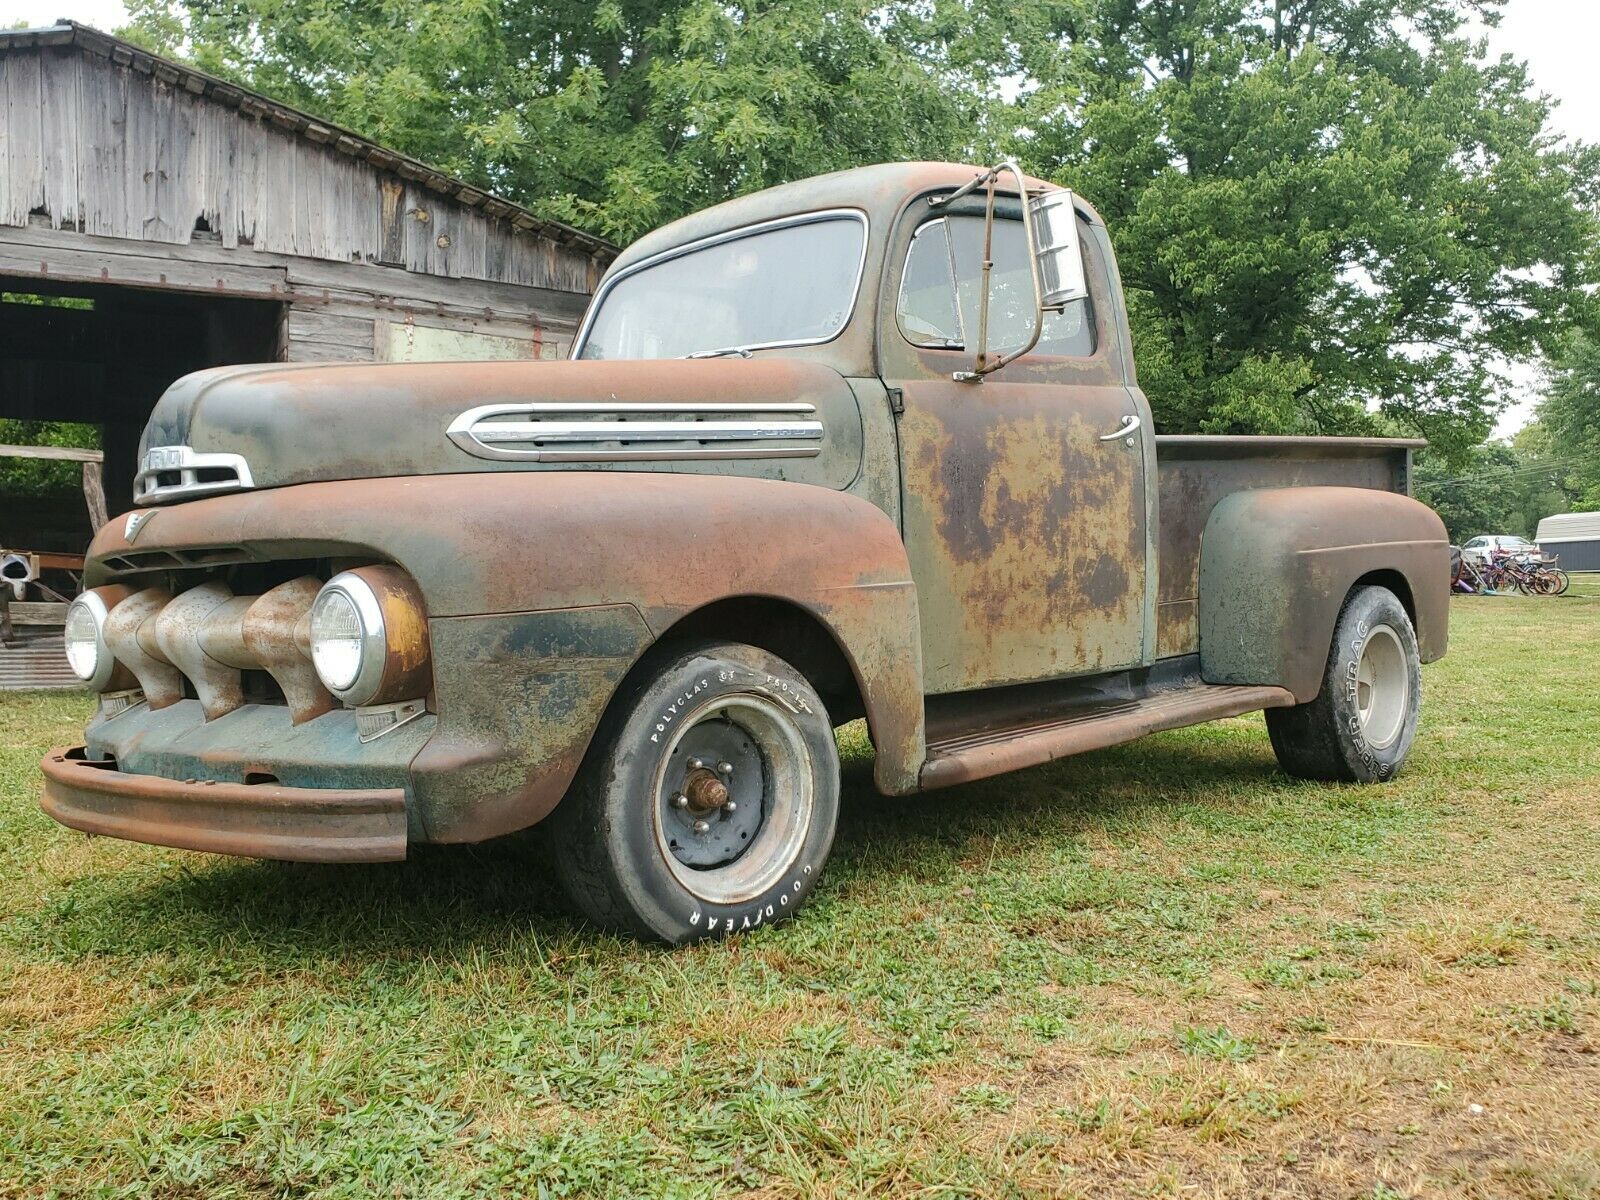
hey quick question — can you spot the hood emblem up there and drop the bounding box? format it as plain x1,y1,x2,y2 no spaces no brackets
125,510,157,542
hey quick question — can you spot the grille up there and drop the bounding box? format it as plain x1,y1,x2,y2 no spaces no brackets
134,446,255,504
446,401,825,463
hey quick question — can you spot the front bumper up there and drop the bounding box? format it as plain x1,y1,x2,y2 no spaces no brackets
36,602,651,855
40,745,407,862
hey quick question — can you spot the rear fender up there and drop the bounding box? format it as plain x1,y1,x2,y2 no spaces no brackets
1198,486,1449,702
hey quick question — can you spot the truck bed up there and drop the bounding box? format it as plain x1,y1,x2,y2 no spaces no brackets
1153,435,1425,660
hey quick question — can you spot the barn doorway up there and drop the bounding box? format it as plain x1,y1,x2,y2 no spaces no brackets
1,279,283,554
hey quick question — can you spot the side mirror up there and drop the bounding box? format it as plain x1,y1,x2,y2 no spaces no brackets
931,160,1087,381
1027,189,1088,310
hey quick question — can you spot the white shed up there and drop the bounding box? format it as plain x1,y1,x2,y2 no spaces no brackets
1536,511,1600,572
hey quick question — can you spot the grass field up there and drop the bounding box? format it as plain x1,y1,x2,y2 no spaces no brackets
3,585,1599,1199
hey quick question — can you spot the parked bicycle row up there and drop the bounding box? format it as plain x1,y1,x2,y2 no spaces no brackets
1451,545,1571,596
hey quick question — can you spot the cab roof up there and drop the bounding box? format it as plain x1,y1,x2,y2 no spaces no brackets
606,161,1088,280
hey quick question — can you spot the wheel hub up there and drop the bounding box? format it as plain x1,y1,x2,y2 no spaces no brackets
658,718,766,869
1355,622,1408,750
650,691,816,905
682,766,730,814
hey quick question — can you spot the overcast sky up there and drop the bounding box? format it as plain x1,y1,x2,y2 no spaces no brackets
5,0,1596,435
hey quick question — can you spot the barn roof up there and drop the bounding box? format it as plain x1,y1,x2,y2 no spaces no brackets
0,20,615,260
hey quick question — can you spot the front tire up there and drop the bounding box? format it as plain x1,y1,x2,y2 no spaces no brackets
1266,585,1422,783
551,640,840,943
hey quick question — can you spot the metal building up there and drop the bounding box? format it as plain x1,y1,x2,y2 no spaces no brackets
1536,511,1600,573
0,21,615,685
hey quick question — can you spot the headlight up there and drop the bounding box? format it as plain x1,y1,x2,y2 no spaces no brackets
310,585,366,693
63,588,132,691
63,595,107,684
308,567,431,707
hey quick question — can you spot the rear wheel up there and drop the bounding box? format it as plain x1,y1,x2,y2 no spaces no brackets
1530,571,1558,596
550,640,840,943
1266,585,1422,783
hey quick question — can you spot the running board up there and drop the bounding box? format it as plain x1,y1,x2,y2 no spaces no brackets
919,682,1296,790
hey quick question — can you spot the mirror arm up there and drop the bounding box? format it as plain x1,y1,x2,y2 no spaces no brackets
939,159,1049,383
928,168,993,210
973,172,997,374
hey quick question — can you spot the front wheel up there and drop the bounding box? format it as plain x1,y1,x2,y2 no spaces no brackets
550,641,840,943
1266,585,1422,783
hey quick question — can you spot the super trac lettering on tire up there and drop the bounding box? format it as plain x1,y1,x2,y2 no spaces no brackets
1342,618,1370,724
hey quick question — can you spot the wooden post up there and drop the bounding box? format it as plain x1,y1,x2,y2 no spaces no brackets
82,461,108,530
0,443,108,532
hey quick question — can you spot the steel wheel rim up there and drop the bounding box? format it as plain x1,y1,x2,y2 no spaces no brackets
651,693,813,905
1356,623,1408,750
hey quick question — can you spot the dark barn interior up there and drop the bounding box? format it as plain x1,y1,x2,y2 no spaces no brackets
1,281,281,550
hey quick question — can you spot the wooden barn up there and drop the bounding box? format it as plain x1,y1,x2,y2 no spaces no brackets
0,21,615,686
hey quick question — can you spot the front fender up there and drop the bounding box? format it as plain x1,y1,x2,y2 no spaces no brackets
1198,486,1449,702
90,472,926,839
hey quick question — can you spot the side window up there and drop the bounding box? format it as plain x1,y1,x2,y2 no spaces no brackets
896,214,1095,358
896,220,963,348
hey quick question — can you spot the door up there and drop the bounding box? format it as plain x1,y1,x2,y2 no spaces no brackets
884,207,1149,694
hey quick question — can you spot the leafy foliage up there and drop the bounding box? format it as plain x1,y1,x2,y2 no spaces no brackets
1002,0,1600,460
1413,438,1573,542
0,418,99,497
1535,331,1600,510
124,0,989,244
120,0,1600,454
0,294,98,496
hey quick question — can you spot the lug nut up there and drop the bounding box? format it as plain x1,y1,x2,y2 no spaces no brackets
692,819,710,834
672,793,688,809
724,801,737,814
717,761,733,775
688,757,705,770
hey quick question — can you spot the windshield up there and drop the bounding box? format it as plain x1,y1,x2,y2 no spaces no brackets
576,213,867,360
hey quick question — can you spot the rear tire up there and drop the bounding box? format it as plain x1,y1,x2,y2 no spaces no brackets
550,640,840,944
1266,585,1422,783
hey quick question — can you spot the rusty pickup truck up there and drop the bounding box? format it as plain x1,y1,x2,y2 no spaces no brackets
41,161,1449,942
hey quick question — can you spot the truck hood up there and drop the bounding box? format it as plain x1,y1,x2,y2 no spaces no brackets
136,357,866,504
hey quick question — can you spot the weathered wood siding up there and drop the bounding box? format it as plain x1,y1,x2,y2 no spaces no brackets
0,43,599,294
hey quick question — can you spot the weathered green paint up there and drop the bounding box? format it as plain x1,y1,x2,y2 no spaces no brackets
1198,486,1450,701
413,605,653,842
84,468,927,819
84,699,434,837
143,358,867,494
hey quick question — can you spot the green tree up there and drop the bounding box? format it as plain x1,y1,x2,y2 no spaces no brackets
0,419,100,496
124,0,1600,455
1536,332,1600,510
124,0,990,243
1413,433,1578,542
1001,0,1600,460
0,294,99,495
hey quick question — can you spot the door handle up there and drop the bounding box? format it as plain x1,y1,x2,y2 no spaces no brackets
1099,413,1142,442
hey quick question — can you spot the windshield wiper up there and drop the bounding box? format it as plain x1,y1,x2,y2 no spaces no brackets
683,346,754,359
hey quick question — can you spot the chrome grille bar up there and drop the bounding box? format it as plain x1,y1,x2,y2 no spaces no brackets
447,401,826,463
474,419,825,445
